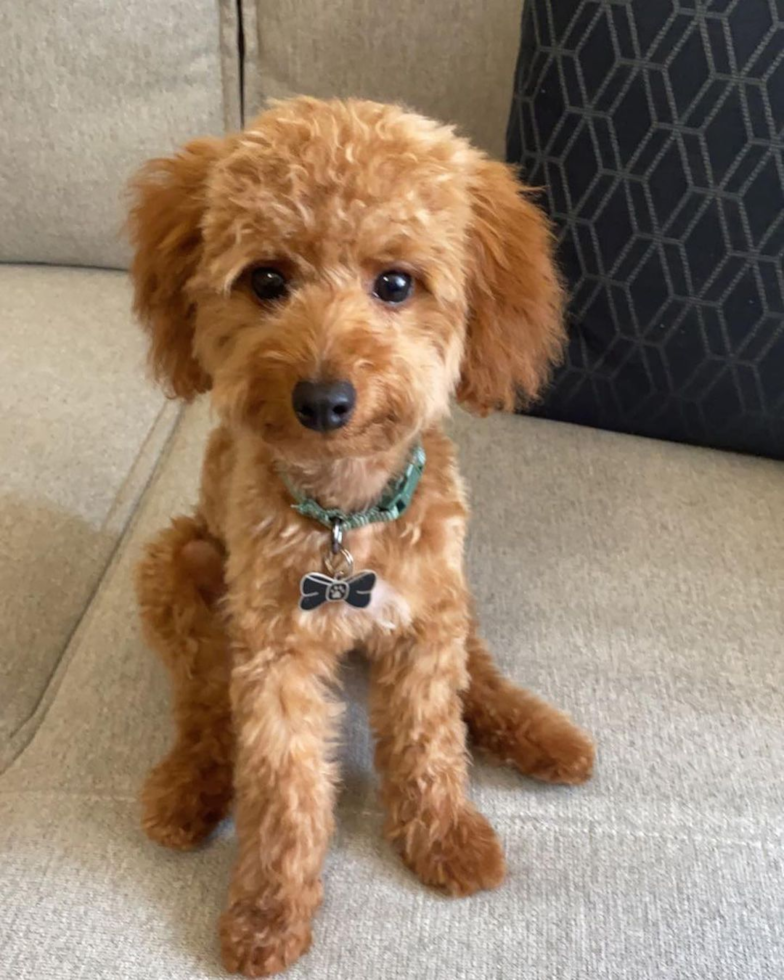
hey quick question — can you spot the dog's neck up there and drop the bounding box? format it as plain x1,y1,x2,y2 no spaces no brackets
276,441,414,513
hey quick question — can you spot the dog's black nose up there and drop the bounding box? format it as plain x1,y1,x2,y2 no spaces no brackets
292,380,356,432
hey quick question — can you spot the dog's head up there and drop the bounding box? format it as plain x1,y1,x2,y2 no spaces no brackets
128,98,564,463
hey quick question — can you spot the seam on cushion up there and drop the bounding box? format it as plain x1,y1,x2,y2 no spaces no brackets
0,793,782,852
236,0,245,123
219,0,243,130
0,402,185,776
0,792,138,802
239,0,261,122
6,257,129,273
337,809,784,849
101,400,181,539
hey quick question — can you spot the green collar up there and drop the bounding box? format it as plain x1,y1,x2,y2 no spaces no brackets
279,442,426,534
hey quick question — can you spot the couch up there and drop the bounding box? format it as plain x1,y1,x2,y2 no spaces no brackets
1,3,782,978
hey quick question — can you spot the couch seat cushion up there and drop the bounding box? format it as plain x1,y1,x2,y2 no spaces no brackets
1,405,782,978
0,265,178,769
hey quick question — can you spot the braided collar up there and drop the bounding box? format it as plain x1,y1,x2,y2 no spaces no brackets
278,442,426,533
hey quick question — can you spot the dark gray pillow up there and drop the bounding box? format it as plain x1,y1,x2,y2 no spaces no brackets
508,0,784,459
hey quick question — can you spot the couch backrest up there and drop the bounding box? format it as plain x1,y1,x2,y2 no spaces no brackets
240,0,520,160
0,0,238,269
0,0,519,270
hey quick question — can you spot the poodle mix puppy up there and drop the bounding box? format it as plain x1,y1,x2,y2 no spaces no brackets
129,97,594,977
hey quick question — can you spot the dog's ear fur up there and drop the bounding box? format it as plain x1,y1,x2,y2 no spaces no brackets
127,138,224,400
458,159,566,415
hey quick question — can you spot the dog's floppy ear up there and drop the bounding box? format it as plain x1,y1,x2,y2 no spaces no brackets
127,138,224,400
457,159,566,414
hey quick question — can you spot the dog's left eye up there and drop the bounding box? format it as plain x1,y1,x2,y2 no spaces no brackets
373,270,413,305
250,267,289,303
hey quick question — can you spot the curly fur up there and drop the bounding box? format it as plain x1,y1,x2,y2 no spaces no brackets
129,97,594,977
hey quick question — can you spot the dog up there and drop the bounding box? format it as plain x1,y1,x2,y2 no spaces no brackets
129,96,594,977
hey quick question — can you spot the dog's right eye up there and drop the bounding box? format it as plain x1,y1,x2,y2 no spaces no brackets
250,267,289,303
373,270,413,305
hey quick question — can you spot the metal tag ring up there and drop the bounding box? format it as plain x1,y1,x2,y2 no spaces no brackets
330,519,344,554
325,547,354,579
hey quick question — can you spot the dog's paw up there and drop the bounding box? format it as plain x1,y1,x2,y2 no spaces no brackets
467,689,595,786
514,719,595,786
220,898,313,977
397,804,506,897
141,753,232,850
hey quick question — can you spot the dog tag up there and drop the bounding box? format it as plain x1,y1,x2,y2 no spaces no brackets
299,571,376,611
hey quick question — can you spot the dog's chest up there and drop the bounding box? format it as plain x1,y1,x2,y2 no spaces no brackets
249,522,413,638
349,573,411,629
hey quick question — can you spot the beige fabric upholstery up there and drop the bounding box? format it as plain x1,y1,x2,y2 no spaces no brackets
240,0,521,158
1,401,782,979
5,4,781,978
0,0,518,271
0,266,179,770
0,1,238,269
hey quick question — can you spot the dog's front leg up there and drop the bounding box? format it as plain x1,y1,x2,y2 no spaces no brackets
368,608,506,897
219,635,343,978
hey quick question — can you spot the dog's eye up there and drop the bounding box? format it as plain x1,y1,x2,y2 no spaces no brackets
250,267,288,303
373,270,413,305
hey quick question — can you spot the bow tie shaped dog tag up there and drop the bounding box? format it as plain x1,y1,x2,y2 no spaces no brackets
299,571,376,611
299,519,376,611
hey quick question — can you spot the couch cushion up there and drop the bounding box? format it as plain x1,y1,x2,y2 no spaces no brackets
0,0,238,269
0,266,179,770
1,404,782,978
240,0,520,158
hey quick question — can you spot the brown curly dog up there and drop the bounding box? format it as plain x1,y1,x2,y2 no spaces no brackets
129,97,594,977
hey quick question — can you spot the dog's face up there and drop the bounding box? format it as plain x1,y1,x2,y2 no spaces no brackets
129,98,565,462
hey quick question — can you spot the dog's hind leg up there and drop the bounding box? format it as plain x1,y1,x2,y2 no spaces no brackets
135,516,234,849
462,620,595,785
